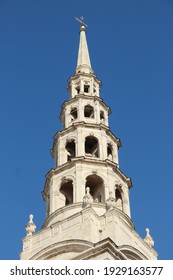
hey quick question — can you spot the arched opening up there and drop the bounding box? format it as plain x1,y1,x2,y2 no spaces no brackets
60,179,73,206
65,140,76,161
84,105,94,118
85,136,99,158
85,174,105,203
107,143,113,160
115,188,123,211
70,107,78,120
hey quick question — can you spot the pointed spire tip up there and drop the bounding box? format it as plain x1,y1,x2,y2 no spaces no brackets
76,20,92,74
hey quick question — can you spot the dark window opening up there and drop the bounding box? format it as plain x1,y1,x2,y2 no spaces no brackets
107,143,113,160
84,105,94,118
75,86,80,94
85,136,99,158
84,85,90,93
70,107,78,120
100,110,105,121
85,174,105,203
115,188,123,210
115,189,121,200
60,180,73,206
65,140,75,161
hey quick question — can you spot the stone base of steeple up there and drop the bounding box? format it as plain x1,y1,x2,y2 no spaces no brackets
20,204,157,260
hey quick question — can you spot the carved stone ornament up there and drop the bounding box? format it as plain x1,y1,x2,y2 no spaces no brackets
83,187,93,207
61,176,67,182
25,214,36,237
106,191,116,210
144,228,154,248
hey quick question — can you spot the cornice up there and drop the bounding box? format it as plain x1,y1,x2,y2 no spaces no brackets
67,72,102,86
43,157,132,195
60,94,110,115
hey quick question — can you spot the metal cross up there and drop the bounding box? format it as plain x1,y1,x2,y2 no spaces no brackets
75,16,88,27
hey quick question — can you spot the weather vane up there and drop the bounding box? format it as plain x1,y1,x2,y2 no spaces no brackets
75,16,88,28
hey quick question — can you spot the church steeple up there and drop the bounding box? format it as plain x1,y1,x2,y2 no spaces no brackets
76,25,93,74
20,22,157,260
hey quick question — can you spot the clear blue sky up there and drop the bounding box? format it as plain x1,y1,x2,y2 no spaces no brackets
0,0,172,260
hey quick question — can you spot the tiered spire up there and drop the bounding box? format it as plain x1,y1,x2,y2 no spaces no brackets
20,20,157,261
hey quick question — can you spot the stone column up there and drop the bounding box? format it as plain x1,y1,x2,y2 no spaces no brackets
49,180,54,214
77,127,84,157
71,81,75,98
105,112,108,126
95,101,100,124
75,164,84,202
90,77,93,94
122,187,131,217
113,143,118,165
78,98,83,122
100,130,107,159
104,183,110,201
80,78,84,93
57,138,61,166
64,108,68,128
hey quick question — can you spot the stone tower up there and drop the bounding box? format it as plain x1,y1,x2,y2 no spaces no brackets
20,23,157,260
